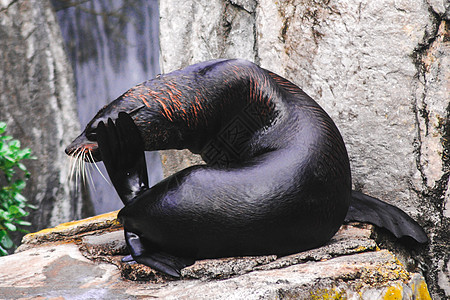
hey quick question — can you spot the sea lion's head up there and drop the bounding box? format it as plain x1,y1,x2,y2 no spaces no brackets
65,77,195,164
65,96,147,162
65,58,274,163
64,77,180,162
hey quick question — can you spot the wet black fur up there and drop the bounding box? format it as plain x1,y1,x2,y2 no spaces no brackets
67,59,428,277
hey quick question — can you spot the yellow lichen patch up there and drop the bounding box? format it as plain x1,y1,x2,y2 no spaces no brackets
19,210,122,248
309,288,345,300
36,210,119,234
359,251,411,286
392,256,405,268
354,245,370,252
383,285,403,300
411,277,432,300
416,281,432,300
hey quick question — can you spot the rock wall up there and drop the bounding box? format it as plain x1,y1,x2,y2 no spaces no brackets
0,0,87,235
159,0,449,298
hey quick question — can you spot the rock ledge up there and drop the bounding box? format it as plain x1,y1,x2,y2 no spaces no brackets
0,212,432,299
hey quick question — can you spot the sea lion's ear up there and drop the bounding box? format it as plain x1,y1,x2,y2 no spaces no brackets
117,112,139,134
118,111,131,119
95,121,106,150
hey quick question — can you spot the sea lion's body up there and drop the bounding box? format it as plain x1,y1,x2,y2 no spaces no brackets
66,59,427,276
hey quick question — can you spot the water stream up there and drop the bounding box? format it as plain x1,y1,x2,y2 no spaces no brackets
53,0,163,214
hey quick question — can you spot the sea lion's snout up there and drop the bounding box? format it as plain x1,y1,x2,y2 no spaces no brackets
65,132,101,162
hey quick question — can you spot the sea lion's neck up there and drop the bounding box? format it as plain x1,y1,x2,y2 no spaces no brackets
131,63,282,154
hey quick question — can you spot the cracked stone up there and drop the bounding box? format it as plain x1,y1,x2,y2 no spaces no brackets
0,214,433,299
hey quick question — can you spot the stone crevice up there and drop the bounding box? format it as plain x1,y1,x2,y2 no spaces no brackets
226,0,255,14
440,103,450,172
250,3,259,64
411,15,442,75
409,3,449,295
411,101,429,190
0,0,18,13
410,10,445,190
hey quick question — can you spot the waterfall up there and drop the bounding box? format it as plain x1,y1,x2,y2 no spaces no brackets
53,0,163,214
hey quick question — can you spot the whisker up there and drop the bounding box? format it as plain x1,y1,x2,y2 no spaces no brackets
67,147,115,195
88,150,110,184
81,151,87,185
84,151,96,191
65,153,73,181
76,148,85,192
75,150,81,192
66,153,80,200
67,155,73,190
69,151,78,183
86,163,96,191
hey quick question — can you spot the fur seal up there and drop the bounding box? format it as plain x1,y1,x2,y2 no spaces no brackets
66,59,428,277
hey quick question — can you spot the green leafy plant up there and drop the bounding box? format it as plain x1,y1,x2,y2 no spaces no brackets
0,122,35,255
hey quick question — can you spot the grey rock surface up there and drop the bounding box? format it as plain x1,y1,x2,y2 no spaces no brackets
82,230,127,256
159,0,257,74
159,149,204,178
0,244,431,299
159,1,449,297
0,0,86,236
0,216,432,299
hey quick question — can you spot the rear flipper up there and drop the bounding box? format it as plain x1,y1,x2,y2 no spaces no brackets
345,191,428,244
123,230,195,278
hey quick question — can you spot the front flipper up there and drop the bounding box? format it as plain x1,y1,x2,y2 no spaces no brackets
124,230,195,278
96,112,149,205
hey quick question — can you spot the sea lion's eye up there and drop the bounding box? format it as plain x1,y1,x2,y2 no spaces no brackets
86,130,97,141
